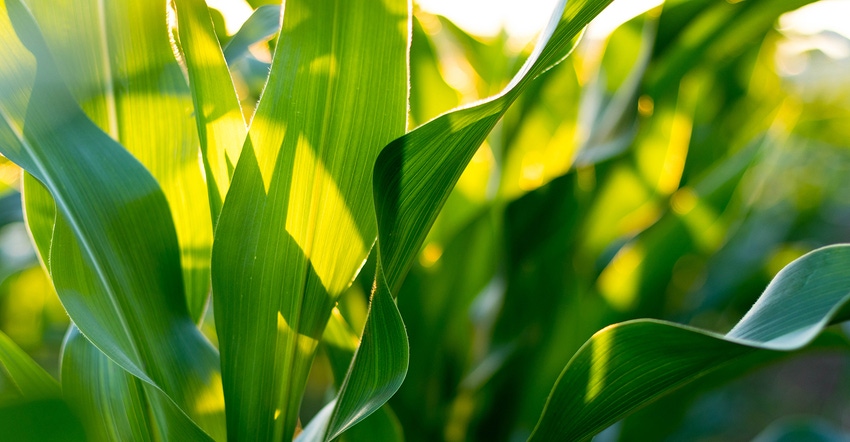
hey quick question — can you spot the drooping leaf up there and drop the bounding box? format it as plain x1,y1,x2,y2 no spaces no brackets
529,244,850,441
374,0,614,291
0,2,223,438
210,0,408,440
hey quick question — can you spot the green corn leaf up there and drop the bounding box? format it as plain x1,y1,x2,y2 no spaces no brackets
529,244,850,441
0,329,58,402
21,0,214,323
173,0,248,220
314,309,404,442
316,268,408,441
62,326,214,442
222,4,280,64
210,0,408,440
302,0,614,439
374,0,613,292
0,1,224,438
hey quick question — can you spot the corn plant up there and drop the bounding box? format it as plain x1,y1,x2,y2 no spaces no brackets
1,0,850,440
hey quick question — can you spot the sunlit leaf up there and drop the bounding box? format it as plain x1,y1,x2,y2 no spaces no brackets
22,0,214,322
309,0,614,439
210,0,408,439
530,245,850,441
374,0,613,290
0,1,223,438
173,0,248,220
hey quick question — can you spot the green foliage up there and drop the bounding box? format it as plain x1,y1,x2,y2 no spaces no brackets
0,0,849,441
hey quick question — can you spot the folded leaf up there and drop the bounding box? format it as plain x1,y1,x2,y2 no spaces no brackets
529,244,850,441
305,0,614,439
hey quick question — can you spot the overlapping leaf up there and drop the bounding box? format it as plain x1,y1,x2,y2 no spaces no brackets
62,325,214,441
529,244,850,441
209,0,408,440
172,0,247,219
305,0,615,438
374,0,614,290
0,1,223,438
21,0,215,322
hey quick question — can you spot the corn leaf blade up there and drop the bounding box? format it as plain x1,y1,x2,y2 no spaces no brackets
222,4,280,64
303,0,615,439
529,244,850,441
210,0,409,440
374,0,613,291
22,0,214,322
0,2,224,438
62,326,214,442
173,0,248,219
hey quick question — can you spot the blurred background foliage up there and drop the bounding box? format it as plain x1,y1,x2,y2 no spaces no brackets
3,0,850,440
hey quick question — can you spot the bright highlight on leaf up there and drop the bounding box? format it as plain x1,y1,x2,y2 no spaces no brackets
0,0,849,441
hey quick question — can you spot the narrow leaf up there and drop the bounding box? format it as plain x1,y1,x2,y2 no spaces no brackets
0,329,58,401
173,0,248,219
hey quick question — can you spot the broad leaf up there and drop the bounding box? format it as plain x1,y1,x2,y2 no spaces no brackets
62,326,214,441
529,244,850,441
0,1,223,438
21,0,214,323
210,0,408,440
307,0,615,438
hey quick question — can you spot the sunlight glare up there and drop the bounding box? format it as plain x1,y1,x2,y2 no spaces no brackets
206,0,253,34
